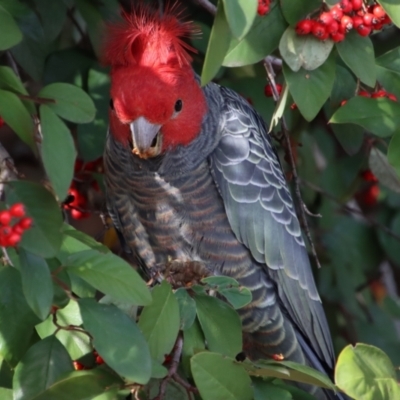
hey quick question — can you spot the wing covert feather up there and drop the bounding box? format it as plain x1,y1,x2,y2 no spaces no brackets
209,86,334,367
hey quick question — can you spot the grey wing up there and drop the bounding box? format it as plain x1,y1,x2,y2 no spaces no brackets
209,86,334,368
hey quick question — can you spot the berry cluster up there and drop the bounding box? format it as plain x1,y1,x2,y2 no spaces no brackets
296,1,390,42
257,0,272,16
357,169,379,207
0,203,33,247
341,88,397,106
73,350,104,371
63,158,103,220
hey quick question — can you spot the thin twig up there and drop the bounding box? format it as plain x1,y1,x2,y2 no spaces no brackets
154,335,184,400
52,274,79,301
0,142,18,200
263,58,322,269
52,312,93,339
301,179,400,243
16,93,56,104
192,0,217,15
67,8,86,39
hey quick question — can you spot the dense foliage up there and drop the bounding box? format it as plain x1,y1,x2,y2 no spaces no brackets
0,0,400,399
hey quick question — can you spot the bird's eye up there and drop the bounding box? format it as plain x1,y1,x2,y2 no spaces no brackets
174,99,183,112
109,99,114,110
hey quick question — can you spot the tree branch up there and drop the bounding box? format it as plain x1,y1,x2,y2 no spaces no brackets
154,335,189,400
263,58,322,269
16,93,56,104
0,142,18,201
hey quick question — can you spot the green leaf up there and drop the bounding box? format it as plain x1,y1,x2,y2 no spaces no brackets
77,68,109,161
19,249,54,320
0,388,12,400
331,123,364,156
0,66,35,114
13,335,73,400
33,0,67,41
0,89,34,148
335,343,400,400
38,83,96,123
378,1,400,28
283,54,336,121
376,47,400,99
191,352,253,400
330,97,400,138
279,27,334,72
370,147,400,193
36,300,91,360
40,105,76,201
65,249,151,306
253,379,293,400
336,31,376,87
388,130,400,183
201,1,232,85
201,276,252,309
223,4,286,67
75,0,104,58
182,318,205,374
174,288,196,330
0,5,22,50
244,359,336,390
6,181,63,258
222,0,257,40
279,0,322,25
29,369,121,400
79,299,151,384
195,294,242,357
138,281,180,363
0,266,39,366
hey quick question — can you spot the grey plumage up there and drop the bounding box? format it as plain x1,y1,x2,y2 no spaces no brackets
104,80,342,400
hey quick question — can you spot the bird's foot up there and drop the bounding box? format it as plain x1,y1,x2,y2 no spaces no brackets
156,259,211,289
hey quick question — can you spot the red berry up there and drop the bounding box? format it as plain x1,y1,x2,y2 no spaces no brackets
73,361,85,371
330,6,343,22
357,25,371,36
371,90,387,98
12,224,24,235
351,0,363,11
0,211,11,226
358,90,370,97
312,23,329,40
295,19,314,35
373,5,386,20
290,103,298,110
339,0,353,14
332,31,346,42
373,22,383,31
341,15,354,31
257,5,269,16
388,93,398,102
361,170,378,183
264,84,273,97
363,13,375,26
363,185,380,206
70,209,89,220
6,233,21,247
0,117,4,128
352,16,364,29
319,12,334,26
327,20,340,35
9,203,25,218
18,217,33,230
95,355,105,365
382,15,392,25
340,99,348,106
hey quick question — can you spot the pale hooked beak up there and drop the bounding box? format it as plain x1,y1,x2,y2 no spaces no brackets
130,116,162,159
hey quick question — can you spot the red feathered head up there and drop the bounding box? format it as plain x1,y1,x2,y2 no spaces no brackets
102,5,207,157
